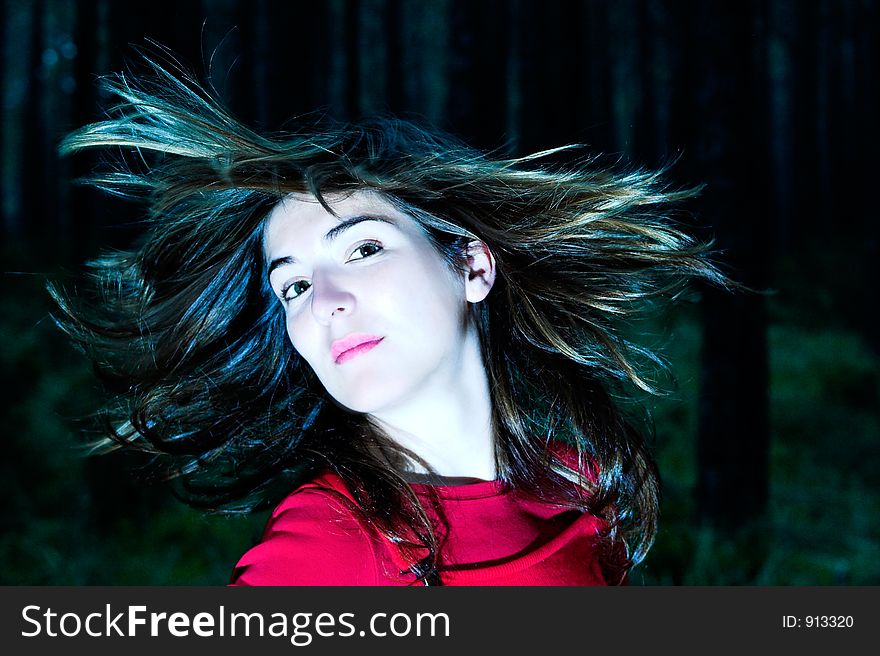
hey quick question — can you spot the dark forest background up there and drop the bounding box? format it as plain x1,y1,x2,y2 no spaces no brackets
1,0,878,585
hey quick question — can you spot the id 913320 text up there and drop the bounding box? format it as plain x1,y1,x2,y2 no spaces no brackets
782,615,854,629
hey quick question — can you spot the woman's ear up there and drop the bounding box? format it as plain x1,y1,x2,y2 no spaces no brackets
464,240,496,303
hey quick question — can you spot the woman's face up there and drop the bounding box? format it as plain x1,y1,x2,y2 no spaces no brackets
264,191,479,415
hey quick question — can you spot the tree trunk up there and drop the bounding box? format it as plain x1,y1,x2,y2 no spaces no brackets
691,1,771,535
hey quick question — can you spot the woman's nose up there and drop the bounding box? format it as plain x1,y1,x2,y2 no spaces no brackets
309,271,356,324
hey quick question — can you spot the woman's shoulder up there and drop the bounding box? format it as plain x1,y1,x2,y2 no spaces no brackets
229,470,386,586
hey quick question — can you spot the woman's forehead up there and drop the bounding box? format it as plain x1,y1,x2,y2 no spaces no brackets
271,189,395,218
262,189,417,257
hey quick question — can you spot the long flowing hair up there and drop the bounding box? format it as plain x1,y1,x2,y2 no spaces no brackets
50,54,731,584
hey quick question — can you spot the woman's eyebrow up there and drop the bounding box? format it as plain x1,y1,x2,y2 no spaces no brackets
267,255,295,281
322,214,397,243
267,215,397,282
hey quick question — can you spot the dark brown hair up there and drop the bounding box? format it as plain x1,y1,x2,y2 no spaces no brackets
51,53,731,584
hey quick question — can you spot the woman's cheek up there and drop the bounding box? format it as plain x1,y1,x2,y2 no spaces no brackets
286,312,316,365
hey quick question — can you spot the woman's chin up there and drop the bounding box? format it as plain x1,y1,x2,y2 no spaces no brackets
329,383,407,416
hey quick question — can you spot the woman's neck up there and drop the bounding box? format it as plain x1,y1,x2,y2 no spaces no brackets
367,326,496,481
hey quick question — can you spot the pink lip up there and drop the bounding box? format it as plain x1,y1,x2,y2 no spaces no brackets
331,333,384,364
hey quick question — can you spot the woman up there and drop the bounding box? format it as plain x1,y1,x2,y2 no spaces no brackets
51,55,730,585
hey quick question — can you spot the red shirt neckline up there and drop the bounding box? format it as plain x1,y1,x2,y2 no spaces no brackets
408,478,507,500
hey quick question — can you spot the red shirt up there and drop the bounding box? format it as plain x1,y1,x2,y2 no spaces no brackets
230,460,617,586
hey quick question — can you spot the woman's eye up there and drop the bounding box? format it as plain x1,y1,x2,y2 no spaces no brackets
348,241,383,261
282,279,311,301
